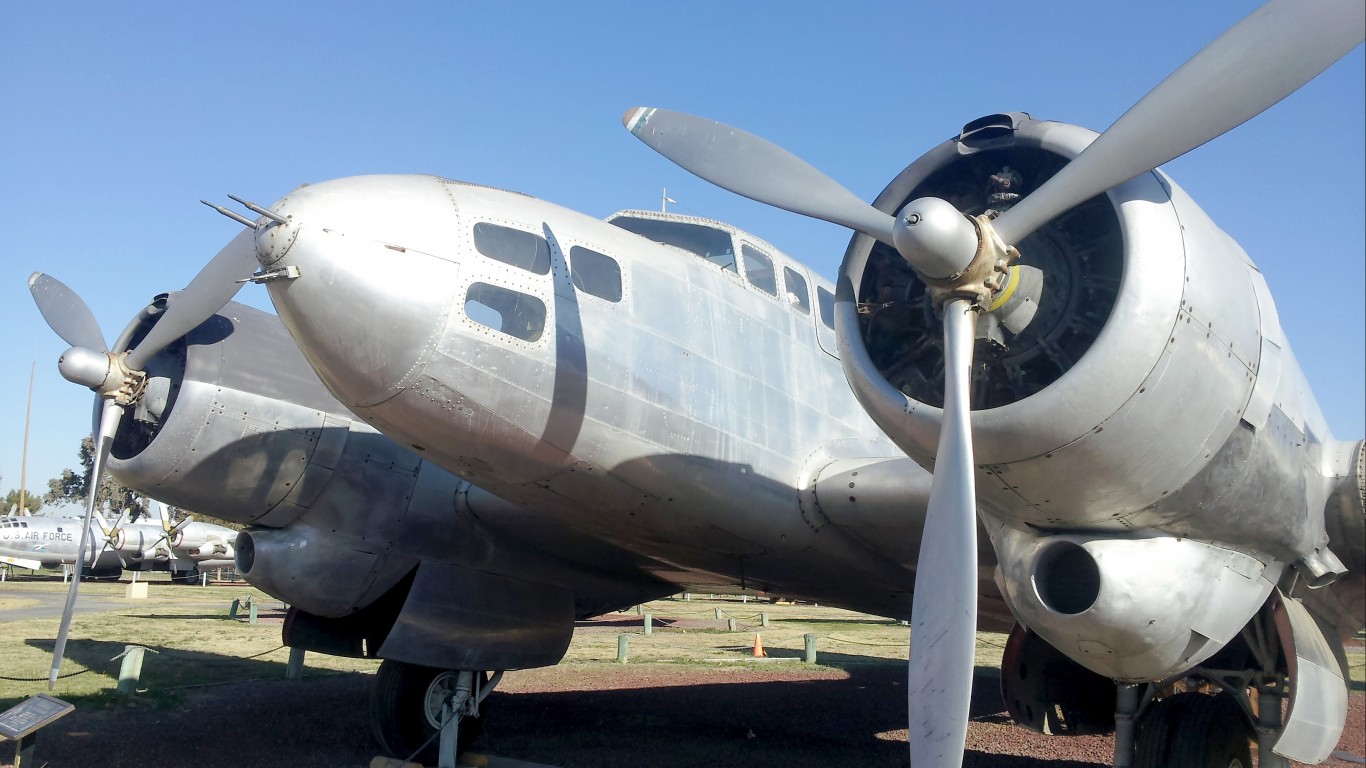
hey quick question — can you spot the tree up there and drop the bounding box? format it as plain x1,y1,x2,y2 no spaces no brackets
44,437,149,521
2,489,41,514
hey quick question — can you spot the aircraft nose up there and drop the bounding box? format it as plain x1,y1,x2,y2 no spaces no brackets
257,176,464,408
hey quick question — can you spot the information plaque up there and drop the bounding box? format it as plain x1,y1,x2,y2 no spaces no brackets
0,694,74,741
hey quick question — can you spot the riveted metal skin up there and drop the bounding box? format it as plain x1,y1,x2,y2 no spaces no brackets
256,174,962,623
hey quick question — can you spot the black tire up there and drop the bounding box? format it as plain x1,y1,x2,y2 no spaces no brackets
1135,691,1253,768
370,661,487,763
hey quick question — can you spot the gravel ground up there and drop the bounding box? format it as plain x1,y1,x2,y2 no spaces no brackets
5,661,1362,767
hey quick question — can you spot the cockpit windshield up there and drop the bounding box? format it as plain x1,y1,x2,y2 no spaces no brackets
610,216,736,272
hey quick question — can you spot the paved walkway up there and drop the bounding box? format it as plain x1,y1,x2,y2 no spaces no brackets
0,586,126,621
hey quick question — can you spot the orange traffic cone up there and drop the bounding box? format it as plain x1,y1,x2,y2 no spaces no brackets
752,633,767,658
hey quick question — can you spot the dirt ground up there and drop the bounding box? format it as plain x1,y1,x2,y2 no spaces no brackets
4,660,1362,768
0,586,1360,767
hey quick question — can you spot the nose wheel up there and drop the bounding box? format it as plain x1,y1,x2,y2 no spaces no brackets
371,661,500,766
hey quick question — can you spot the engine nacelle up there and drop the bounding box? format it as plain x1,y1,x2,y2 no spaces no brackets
836,112,1341,574
993,526,1282,681
104,301,445,616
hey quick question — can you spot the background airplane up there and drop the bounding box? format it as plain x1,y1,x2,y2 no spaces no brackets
0,504,235,582
2,4,1366,765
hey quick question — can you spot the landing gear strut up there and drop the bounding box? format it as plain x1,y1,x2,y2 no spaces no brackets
371,661,502,766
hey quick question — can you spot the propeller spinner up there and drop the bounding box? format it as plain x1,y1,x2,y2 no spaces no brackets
624,0,1363,763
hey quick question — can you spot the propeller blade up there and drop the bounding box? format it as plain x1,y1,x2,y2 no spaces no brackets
623,107,897,246
124,228,258,371
49,398,123,689
994,0,1365,246
907,298,979,766
28,273,107,352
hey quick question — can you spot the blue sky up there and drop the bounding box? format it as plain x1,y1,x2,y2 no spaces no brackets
1,1,1361,507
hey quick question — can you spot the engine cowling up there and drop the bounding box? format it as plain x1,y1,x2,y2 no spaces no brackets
837,112,1336,568
103,300,439,616
835,113,1353,681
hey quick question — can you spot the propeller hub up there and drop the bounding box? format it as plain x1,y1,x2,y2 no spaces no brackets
892,197,979,280
57,347,114,391
894,204,1022,311
59,347,147,404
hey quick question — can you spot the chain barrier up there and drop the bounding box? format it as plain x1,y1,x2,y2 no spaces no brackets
0,644,286,683
0,646,159,683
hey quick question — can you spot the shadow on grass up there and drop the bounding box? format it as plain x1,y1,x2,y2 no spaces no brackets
6,641,1119,768
575,617,679,629
15,637,291,705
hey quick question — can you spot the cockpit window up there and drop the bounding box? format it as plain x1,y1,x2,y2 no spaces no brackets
465,282,546,342
610,217,736,272
817,286,835,329
740,245,776,296
783,267,811,314
473,223,551,275
569,246,622,302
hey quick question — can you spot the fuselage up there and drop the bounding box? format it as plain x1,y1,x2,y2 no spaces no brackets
253,175,945,615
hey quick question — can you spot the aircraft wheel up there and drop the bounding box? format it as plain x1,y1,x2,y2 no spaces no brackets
371,661,486,763
1134,691,1252,768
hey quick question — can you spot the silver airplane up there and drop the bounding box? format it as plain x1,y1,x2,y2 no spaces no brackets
24,2,1365,767
0,506,235,582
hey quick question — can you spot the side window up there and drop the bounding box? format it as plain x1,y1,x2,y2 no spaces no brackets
783,267,811,314
569,246,622,302
740,244,777,296
817,286,835,329
465,282,546,342
473,223,551,275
